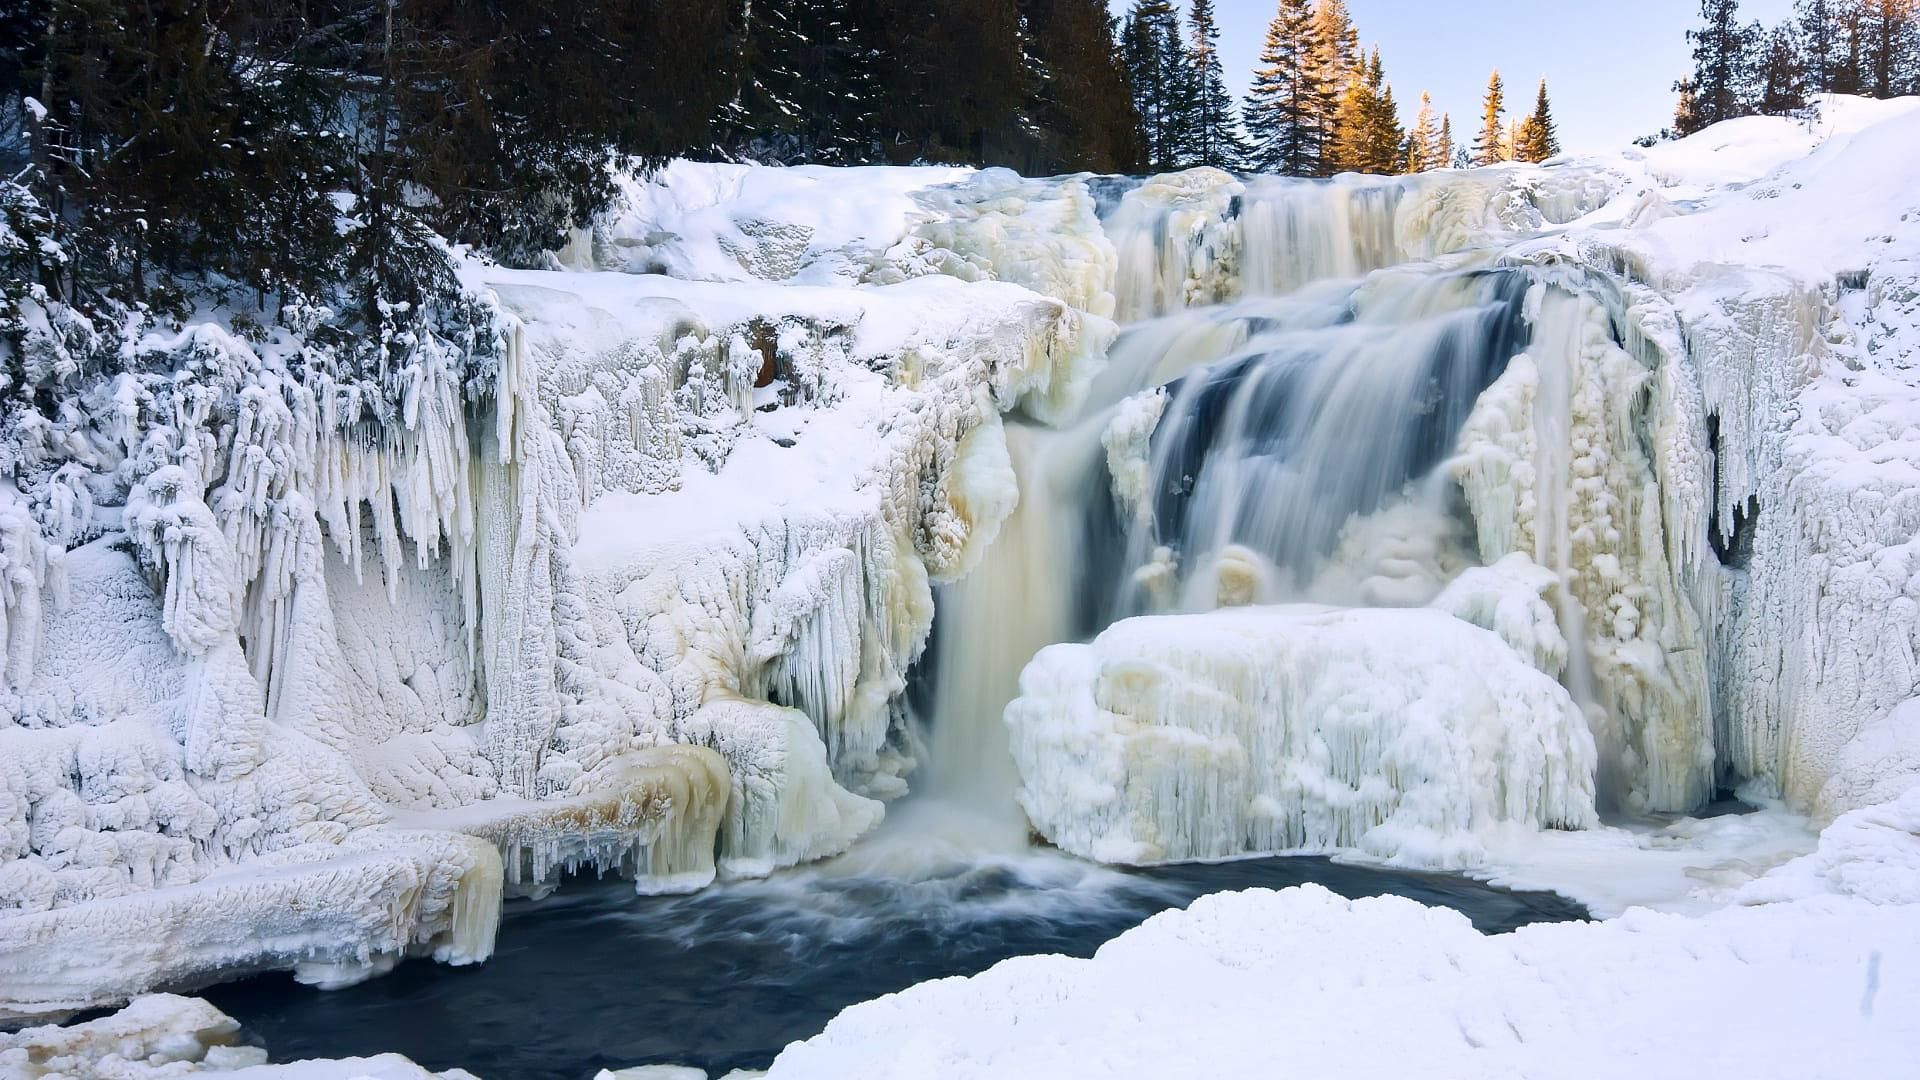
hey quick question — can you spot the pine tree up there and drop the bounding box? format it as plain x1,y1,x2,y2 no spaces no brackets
1796,0,1846,93
1185,0,1250,169
1403,92,1438,173
1123,0,1188,170
1856,0,1919,98
1244,0,1324,175
1513,79,1561,162
1677,0,1761,134
1019,0,1145,172
1326,47,1397,174
1472,70,1508,166
1307,0,1361,176
1672,77,1704,136
1367,66,1406,176
1755,22,1809,114
1436,113,1456,171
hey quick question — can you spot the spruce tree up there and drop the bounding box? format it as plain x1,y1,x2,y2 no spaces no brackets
1308,0,1361,176
1327,47,1396,175
1019,0,1145,172
1513,79,1561,162
1157,5,1200,166
1857,0,1919,98
1244,0,1324,176
1186,0,1250,169
1123,0,1187,170
1677,0,1761,134
1362,52,1404,175
1796,0,1845,93
1755,22,1809,114
1672,78,1705,136
1472,70,1508,166
1404,92,1438,173
1436,113,1456,171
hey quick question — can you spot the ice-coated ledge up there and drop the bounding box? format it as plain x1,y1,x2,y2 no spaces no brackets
1,993,478,1078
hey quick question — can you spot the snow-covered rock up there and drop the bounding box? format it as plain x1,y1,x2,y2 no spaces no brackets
1007,605,1596,868
0,993,476,1078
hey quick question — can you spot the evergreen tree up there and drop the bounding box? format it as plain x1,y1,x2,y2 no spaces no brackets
1019,0,1144,172
1856,0,1919,98
1244,0,1324,176
1796,0,1847,92
1404,92,1438,173
1307,0,1361,176
1363,52,1405,174
1672,77,1705,135
1472,70,1508,166
1677,0,1761,134
1123,0,1188,170
1755,22,1809,114
1327,47,1397,174
1513,79,1561,162
1185,0,1250,169
1436,113,1457,171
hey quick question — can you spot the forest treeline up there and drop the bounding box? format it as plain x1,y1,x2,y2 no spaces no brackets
1672,0,1920,136
4,0,1916,330
0,0,1558,315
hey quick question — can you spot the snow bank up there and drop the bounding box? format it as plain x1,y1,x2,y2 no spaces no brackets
763,882,1920,1080
1006,605,1596,868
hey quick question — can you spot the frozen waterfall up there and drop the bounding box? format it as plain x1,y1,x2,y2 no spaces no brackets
912,162,1720,869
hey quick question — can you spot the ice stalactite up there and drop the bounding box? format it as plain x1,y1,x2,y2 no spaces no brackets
1450,279,1715,813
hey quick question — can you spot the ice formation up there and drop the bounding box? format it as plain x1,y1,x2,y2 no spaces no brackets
0,174,1105,1014
1006,606,1597,867
0,993,477,1078
942,95,1920,872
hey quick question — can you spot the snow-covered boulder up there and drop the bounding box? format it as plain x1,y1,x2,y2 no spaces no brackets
1006,605,1597,868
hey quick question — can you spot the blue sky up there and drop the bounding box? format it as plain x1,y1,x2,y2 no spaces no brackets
1110,0,1798,151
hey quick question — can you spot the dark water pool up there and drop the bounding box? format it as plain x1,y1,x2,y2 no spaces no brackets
205,850,1586,1078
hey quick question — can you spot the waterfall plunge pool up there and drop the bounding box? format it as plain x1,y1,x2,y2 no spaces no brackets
205,835,1586,1078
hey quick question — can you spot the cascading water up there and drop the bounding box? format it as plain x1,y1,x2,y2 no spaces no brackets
913,172,1574,844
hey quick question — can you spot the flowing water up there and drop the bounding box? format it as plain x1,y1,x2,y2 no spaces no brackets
208,838,1585,1078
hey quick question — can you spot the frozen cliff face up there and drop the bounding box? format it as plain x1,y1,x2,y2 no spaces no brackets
480,269,1106,875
